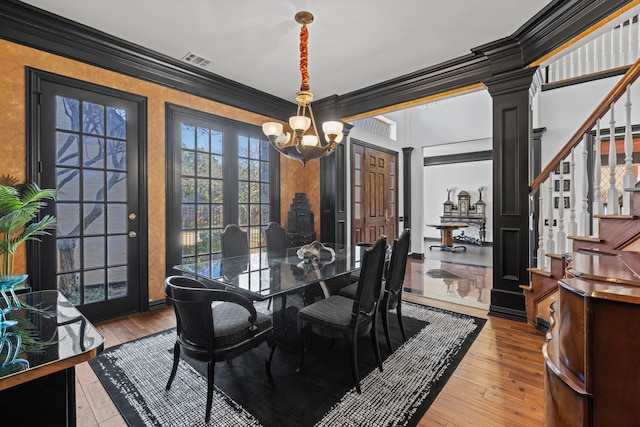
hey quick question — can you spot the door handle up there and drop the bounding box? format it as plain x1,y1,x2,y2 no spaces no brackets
384,208,390,224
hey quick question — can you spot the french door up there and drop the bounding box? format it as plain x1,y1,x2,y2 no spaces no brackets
28,69,147,322
352,140,397,244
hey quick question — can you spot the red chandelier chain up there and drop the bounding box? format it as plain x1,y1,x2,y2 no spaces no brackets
299,23,309,92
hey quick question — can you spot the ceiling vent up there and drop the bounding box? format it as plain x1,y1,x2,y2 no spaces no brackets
181,52,212,68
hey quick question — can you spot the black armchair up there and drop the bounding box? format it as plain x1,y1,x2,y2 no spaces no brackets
297,235,387,394
339,228,411,353
164,276,276,423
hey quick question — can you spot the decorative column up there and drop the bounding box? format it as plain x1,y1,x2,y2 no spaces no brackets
484,67,537,322
402,147,414,229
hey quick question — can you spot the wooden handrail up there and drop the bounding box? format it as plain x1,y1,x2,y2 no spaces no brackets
530,56,640,192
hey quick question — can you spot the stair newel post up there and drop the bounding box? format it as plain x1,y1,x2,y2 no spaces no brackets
537,188,546,269
547,174,556,254
593,119,603,233
580,135,590,235
623,84,634,214
608,102,619,214
568,147,577,237
557,160,566,254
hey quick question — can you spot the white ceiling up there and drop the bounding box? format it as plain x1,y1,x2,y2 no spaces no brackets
21,0,552,103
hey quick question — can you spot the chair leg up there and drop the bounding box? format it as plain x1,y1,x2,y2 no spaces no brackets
348,332,361,394
205,361,215,423
371,315,383,373
381,304,393,354
266,337,276,383
396,299,407,342
165,342,180,390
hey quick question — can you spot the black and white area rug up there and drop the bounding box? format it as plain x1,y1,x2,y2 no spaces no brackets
89,302,485,427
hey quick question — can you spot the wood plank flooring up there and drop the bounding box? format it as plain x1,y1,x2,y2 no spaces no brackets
76,275,545,426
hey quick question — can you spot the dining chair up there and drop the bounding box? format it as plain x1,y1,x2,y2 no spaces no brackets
297,235,387,394
220,223,249,258
164,275,276,423
339,228,411,353
265,222,288,254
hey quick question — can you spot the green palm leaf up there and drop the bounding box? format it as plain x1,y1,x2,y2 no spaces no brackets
0,176,56,277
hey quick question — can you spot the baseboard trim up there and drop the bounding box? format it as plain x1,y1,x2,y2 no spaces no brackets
488,305,527,323
148,298,168,311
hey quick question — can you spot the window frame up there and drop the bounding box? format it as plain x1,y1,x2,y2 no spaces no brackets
165,104,280,276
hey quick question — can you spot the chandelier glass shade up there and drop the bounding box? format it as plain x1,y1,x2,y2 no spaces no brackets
262,11,344,165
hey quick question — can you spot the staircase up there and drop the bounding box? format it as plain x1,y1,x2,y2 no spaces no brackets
523,190,640,330
523,11,640,330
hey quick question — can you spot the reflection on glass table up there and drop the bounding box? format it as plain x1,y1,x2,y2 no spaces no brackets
174,243,364,300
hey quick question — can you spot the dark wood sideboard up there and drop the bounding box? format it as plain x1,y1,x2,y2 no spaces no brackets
543,250,640,426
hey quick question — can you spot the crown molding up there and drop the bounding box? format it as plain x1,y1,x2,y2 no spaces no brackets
0,0,634,122
0,0,295,120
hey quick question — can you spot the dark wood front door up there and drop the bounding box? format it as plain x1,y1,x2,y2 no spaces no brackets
352,141,397,244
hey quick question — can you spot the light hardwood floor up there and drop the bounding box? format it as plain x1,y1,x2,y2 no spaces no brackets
76,264,545,426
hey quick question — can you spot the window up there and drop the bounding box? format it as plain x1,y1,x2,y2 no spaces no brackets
166,105,279,276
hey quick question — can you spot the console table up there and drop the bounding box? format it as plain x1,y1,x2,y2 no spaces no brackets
440,214,486,245
0,290,104,426
427,222,469,252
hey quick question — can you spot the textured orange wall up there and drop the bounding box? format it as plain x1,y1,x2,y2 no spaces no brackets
279,157,321,235
0,39,319,302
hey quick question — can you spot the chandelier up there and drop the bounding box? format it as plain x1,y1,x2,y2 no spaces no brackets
262,11,344,165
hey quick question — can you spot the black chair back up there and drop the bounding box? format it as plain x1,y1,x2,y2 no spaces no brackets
265,222,288,253
386,228,411,295
165,275,260,352
353,235,387,317
220,224,249,258
165,276,215,352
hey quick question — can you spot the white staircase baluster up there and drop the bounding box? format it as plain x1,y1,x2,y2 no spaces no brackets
637,13,640,62
577,48,583,77
611,27,616,68
619,21,625,66
627,17,633,64
623,84,635,214
608,102,619,214
593,120,603,233
580,135,590,235
585,41,591,75
557,163,566,254
570,50,575,79
538,189,546,269
547,175,556,254
569,148,577,236
603,33,608,71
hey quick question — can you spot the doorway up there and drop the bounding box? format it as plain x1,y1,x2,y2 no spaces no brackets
28,69,147,322
351,139,397,244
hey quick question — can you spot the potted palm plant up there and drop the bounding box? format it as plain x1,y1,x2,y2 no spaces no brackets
0,175,56,287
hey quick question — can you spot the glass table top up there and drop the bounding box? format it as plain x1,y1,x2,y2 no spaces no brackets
173,243,365,299
0,290,105,389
